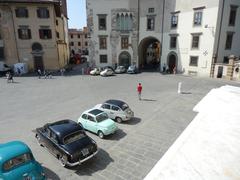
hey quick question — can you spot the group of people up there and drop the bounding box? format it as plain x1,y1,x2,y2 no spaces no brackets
37,69,53,79
162,63,176,74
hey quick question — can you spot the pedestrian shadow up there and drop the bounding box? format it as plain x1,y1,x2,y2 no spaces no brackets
180,92,192,95
42,166,61,180
7,81,20,84
123,117,141,125
104,129,126,141
141,98,157,102
69,148,114,176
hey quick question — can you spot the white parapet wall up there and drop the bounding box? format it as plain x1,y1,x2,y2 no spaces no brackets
144,85,240,180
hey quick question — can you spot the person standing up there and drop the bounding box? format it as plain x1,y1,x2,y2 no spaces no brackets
137,83,142,100
37,69,41,79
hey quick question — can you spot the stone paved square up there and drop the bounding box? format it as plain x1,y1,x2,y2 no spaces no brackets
0,73,239,180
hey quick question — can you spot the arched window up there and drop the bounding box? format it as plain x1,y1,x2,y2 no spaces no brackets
124,14,129,30
129,14,133,30
120,14,124,30
116,14,120,30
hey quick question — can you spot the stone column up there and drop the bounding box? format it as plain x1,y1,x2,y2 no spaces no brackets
226,55,235,80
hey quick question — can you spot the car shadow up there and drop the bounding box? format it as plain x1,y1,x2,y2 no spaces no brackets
68,148,114,176
42,166,61,180
141,98,157,102
123,117,141,125
104,129,126,141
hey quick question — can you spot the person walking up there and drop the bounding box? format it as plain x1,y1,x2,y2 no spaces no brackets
137,83,142,100
37,69,41,79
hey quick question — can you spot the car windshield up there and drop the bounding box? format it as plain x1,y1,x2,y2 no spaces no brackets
63,130,86,144
96,113,108,122
3,153,33,171
121,103,129,110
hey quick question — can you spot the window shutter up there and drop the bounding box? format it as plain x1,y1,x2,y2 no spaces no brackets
39,30,43,39
37,9,40,18
48,30,52,39
47,10,50,18
15,9,19,17
18,29,22,39
28,29,31,39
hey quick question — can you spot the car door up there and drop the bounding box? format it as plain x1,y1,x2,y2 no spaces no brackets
111,105,121,119
50,132,61,157
86,115,98,133
44,128,56,155
101,104,111,118
80,114,88,129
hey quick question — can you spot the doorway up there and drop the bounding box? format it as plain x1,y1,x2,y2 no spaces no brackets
167,53,177,73
34,56,44,71
119,51,131,68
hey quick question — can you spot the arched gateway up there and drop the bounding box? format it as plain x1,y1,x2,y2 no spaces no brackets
118,51,131,68
138,37,160,70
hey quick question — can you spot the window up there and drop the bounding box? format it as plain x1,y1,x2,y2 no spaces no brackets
147,16,155,30
63,130,86,144
85,34,88,38
39,29,52,39
225,33,234,50
3,153,32,171
170,36,177,49
121,37,129,49
18,27,31,39
82,114,87,119
189,56,198,66
78,42,81,46
87,115,95,122
223,56,229,64
37,8,49,18
70,42,74,46
78,34,80,38
171,14,178,28
56,31,59,38
70,34,73,38
99,37,107,49
96,113,108,122
102,104,110,109
15,7,28,18
85,42,88,46
193,11,202,26
100,55,107,63
148,8,155,13
98,15,107,30
112,106,120,111
229,6,238,26
56,20,58,26
191,34,200,49
51,132,58,144
116,13,133,31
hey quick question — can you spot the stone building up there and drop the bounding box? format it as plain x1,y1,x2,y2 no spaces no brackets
0,0,69,72
87,0,240,77
68,27,89,55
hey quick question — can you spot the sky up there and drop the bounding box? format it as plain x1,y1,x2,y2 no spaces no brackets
67,0,87,29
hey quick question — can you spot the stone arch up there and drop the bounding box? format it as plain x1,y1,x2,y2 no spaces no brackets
118,51,131,68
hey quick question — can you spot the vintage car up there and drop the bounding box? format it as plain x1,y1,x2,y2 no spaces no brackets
127,65,138,74
115,66,126,74
90,67,101,75
100,68,114,76
95,99,134,123
35,120,98,167
0,141,45,180
78,109,118,138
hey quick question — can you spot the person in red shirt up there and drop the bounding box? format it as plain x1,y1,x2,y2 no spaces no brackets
137,83,142,100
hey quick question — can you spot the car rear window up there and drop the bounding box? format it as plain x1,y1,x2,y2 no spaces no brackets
121,103,129,110
96,113,108,122
63,130,86,145
3,153,32,171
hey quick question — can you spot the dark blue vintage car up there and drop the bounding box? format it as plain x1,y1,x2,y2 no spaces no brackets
35,119,98,167
0,141,45,180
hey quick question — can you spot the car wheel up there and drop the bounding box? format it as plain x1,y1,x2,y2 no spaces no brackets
98,131,104,139
116,117,123,123
60,155,67,167
35,134,43,147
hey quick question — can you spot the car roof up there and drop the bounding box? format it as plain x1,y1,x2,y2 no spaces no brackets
88,109,104,116
0,141,31,164
48,119,83,139
104,99,126,108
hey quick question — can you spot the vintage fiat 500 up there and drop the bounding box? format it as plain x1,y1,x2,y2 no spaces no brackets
0,141,45,180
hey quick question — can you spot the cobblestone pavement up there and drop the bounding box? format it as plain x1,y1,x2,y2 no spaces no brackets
0,73,239,180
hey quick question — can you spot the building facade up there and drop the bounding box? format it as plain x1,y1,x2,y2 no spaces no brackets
87,0,240,77
0,0,69,72
68,27,89,55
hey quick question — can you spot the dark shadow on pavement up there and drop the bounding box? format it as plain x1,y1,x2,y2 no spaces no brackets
123,117,141,125
141,98,157,102
69,148,113,176
42,166,61,180
104,129,126,141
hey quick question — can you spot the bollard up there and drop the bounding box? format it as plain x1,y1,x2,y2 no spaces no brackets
82,68,84,75
178,82,182,94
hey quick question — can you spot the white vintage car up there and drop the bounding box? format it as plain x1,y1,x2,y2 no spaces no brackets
100,68,114,76
90,68,101,75
95,99,134,123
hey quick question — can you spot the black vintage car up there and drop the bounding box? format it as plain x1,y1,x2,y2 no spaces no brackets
35,120,98,167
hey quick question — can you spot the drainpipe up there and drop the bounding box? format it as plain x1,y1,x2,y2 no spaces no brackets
9,5,20,63
160,0,165,72
210,0,225,77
